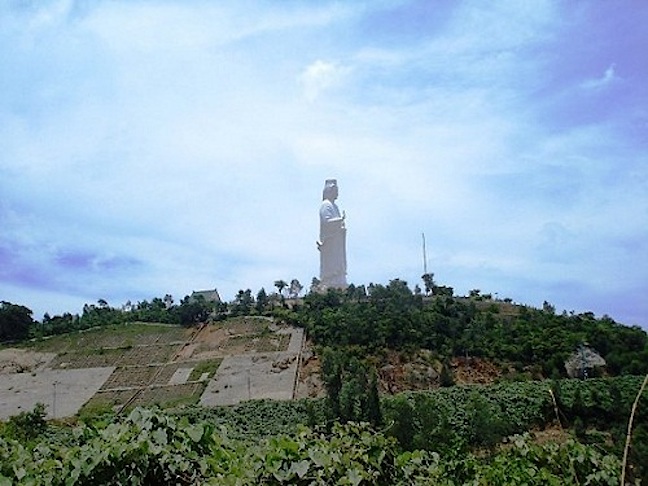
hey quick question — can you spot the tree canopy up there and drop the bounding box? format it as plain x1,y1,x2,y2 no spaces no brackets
294,279,648,378
0,301,34,342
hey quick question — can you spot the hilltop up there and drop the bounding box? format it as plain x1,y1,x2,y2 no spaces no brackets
2,277,648,411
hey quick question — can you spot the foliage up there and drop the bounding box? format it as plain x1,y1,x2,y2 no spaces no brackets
174,399,328,441
173,297,203,325
380,376,648,483
439,359,455,387
551,376,648,428
421,273,435,295
0,301,34,342
230,289,254,316
256,287,269,314
1,403,48,443
274,280,288,300
288,279,303,299
24,293,223,342
0,407,623,485
0,407,214,485
188,359,222,382
294,279,648,377
552,376,648,482
467,434,620,486
4,278,648,482
320,348,382,426
383,381,552,453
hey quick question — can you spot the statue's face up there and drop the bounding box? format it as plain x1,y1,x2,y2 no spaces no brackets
330,183,338,200
323,180,339,201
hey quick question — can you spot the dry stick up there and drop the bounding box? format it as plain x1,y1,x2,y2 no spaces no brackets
620,374,648,486
549,387,581,484
548,387,562,429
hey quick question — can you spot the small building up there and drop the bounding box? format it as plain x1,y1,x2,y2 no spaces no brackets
190,289,222,304
564,345,606,379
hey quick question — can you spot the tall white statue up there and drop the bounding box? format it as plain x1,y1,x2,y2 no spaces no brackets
317,179,347,289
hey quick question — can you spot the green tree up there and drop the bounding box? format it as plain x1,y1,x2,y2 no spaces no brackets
43,312,77,335
321,348,382,426
543,300,556,314
3,403,48,442
175,295,212,325
439,360,455,387
421,273,435,296
274,280,288,297
0,301,34,342
256,287,269,314
231,289,254,316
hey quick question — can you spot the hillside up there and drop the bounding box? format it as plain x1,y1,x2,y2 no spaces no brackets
288,281,647,382
0,318,301,419
2,279,648,484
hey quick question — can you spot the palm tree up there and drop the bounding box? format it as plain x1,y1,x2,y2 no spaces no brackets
274,280,288,297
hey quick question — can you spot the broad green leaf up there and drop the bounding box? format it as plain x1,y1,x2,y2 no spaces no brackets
187,424,204,443
152,428,167,446
309,449,331,468
346,467,363,486
290,460,310,479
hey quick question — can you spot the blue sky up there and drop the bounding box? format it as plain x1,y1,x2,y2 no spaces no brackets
1,0,647,327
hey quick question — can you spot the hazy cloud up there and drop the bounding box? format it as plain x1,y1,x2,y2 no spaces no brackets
299,60,350,102
580,64,619,90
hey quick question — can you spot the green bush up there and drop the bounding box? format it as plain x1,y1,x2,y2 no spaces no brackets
1,403,48,442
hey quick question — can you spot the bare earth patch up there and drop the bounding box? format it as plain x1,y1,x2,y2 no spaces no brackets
451,357,502,384
294,340,325,399
0,348,56,374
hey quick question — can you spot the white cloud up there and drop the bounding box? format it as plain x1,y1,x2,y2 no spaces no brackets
299,60,350,102
580,64,618,90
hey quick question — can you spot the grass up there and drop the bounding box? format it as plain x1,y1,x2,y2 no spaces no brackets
50,347,125,368
135,383,205,409
83,383,206,413
101,366,161,389
222,333,290,353
23,323,189,353
188,359,222,382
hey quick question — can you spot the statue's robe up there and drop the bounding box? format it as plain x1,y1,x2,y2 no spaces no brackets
319,199,347,288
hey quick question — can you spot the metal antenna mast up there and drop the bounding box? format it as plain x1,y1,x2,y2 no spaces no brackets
422,232,428,275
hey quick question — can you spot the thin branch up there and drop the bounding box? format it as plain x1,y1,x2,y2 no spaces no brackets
548,387,562,430
620,374,648,486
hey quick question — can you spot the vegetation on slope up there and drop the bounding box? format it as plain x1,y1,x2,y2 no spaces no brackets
290,278,648,378
3,276,647,381
0,405,625,485
2,276,648,483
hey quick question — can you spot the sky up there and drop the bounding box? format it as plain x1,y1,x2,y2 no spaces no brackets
1,0,647,328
